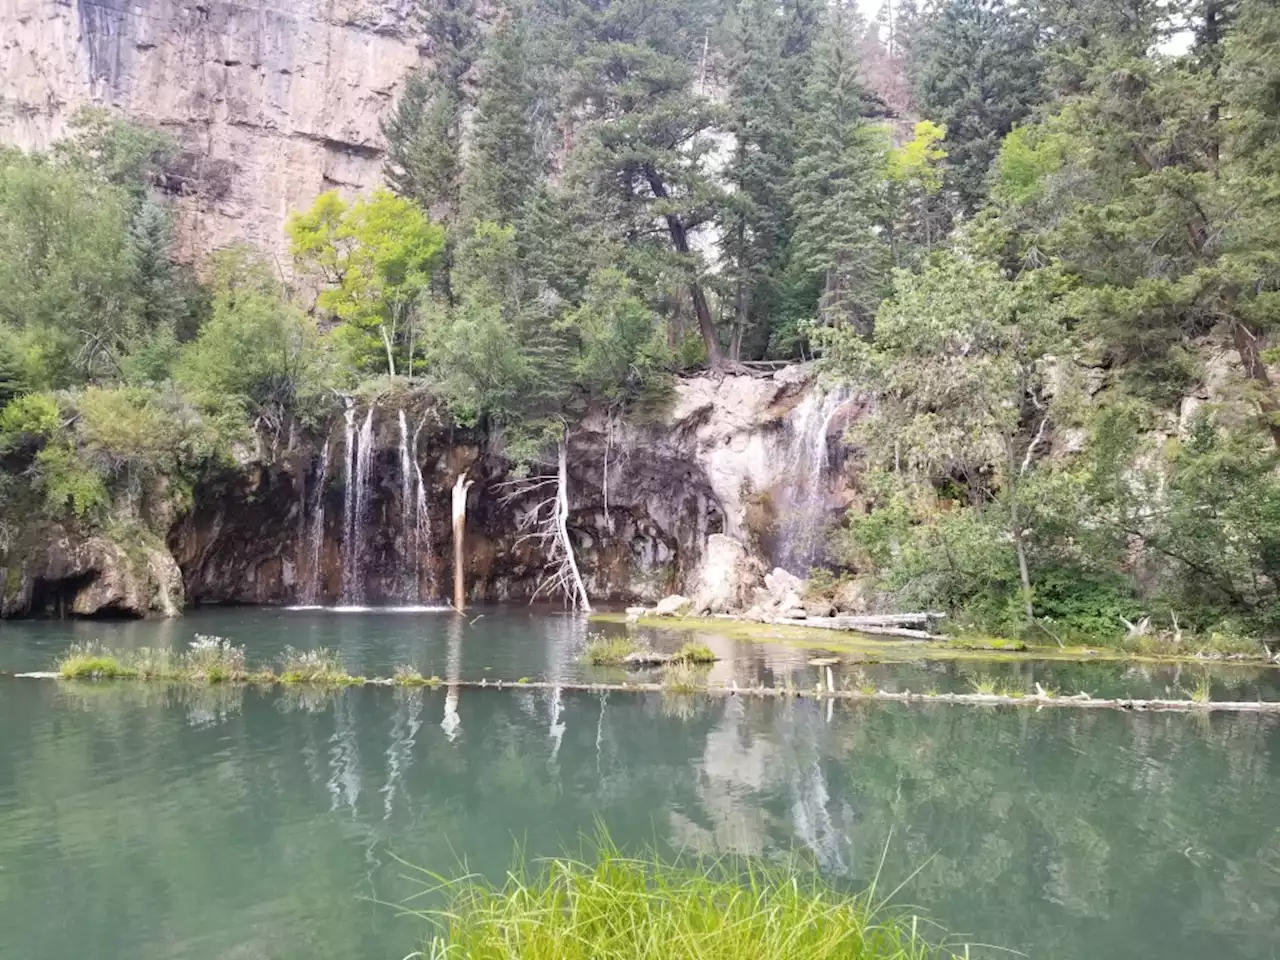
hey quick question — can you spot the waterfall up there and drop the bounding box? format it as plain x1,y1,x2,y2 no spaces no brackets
775,386,850,575
396,410,437,602
410,418,437,599
398,411,414,600
340,402,375,604
304,437,332,604
340,401,357,603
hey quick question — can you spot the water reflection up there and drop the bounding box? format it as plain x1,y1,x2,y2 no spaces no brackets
3,681,1280,960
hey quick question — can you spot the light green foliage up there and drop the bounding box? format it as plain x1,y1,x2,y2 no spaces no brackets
178,246,335,432
582,634,639,665
413,843,951,959
674,641,716,664
0,392,60,452
992,124,1065,206
51,106,175,198
288,190,444,377
0,156,141,385
888,121,947,194
277,646,358,685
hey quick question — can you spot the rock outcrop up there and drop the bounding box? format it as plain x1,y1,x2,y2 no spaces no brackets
0,0,424,260
168,369,863,609
1,525,183,618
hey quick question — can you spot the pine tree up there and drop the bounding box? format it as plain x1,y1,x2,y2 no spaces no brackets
720,0,801,360
380,72,462,216
561,0,729,370
912,0,1044,213
129,197,179,334
789,0,890,338
460,15,540,229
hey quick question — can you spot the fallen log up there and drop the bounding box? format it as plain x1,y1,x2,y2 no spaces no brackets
16,672,1280,713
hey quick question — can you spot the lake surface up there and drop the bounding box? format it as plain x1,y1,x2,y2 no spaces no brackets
2,609,1280,959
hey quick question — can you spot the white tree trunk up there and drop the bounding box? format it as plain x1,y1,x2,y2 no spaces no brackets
452,472,473,611
557,439,591,611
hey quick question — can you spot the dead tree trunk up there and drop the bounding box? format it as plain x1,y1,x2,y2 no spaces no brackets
451,472,473,611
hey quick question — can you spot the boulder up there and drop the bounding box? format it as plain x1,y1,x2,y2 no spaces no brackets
781,606,808,620
624,606,650,616
653,594,693,617
803,599,837,619
688,534,765,615
779,590,805,612
832,577,873,615
743,605,767,622
764,567,805,603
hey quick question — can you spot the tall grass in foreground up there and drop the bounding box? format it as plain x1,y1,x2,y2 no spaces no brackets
407,848,959,960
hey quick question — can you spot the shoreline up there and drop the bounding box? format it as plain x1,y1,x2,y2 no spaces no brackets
592,613,1280,668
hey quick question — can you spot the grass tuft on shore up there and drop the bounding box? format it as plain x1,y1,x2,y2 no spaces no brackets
410,845,956,960
583,634,639,665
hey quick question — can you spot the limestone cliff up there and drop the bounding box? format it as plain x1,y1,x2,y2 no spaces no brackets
0,0,423,260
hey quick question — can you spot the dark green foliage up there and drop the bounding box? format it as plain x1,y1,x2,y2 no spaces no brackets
789,0,891,337
911,0,1044,212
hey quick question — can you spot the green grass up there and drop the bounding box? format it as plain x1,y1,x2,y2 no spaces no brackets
1184,673,1214,704
583,634,640,665
965,674,1024,698
673,641,717,664
407,845,958,960
56,643,137,679
393,665,443,687
278,646,360,685
55,637,259,682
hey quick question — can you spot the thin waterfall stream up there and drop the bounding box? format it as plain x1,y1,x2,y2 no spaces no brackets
774,387,850,574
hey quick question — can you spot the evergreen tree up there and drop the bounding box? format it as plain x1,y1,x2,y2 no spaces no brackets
561,0,729,370
129,198,180,334
380,72,462,217
789,0,891,338
912,0,1044,213
720,0,801,360
460,14,541,229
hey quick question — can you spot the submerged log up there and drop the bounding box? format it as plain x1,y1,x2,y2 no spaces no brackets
16,672,1280,713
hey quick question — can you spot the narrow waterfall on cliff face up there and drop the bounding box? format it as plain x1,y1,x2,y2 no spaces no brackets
303,437,332,604
775,387,850,574
397,410,437,602
340,403,375,604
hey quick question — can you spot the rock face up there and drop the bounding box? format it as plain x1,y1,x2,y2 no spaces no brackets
0,0,424,260
167,370,863,609
1,526,183,618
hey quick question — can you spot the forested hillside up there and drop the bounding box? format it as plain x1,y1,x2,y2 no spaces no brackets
2,0,1279,646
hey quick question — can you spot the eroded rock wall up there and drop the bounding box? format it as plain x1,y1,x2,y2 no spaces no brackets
0,0,423,260
169,370,864,609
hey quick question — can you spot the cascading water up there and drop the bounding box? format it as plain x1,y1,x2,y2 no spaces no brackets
774,386,850,574
396,410,437,602
410,417,437,599
398,411,414,600
339,401,358,603
303,437,332,604
340,403,375,604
